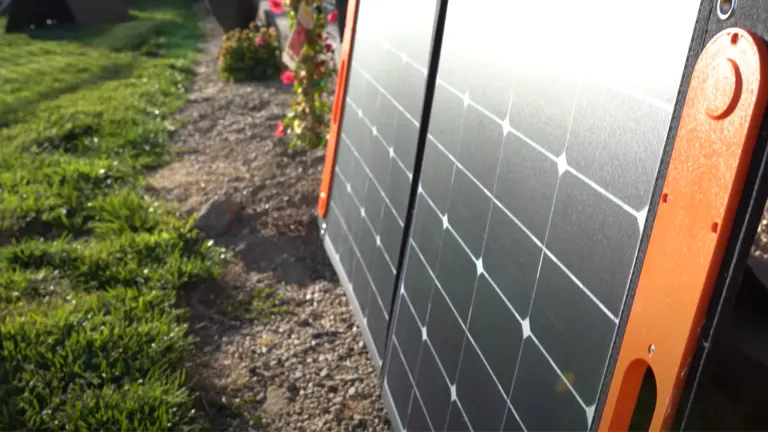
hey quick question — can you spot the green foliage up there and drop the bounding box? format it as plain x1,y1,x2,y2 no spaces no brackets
0,0,223,430
219,286,288,323
0,289,197,431
279,0,337,148
92,18,163,52
141,36,170,57
216,23,282,83
0,43,136,127
249,286,289,321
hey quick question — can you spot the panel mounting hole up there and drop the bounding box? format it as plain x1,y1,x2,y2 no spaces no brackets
717,0,736,20
712,221,720,233
629,366,658,431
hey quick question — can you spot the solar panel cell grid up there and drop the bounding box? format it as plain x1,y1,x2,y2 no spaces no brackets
322,0,441,365
380,1,701,430
322,0,705,430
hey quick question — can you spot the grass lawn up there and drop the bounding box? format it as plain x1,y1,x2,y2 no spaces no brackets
0,1,226,430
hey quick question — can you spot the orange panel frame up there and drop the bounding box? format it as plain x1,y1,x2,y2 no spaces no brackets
598,28,768,431
317,0,359,218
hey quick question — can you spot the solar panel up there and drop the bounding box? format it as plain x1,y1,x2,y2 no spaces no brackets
380,1,702,431
320,0,441,365
321,0,768,430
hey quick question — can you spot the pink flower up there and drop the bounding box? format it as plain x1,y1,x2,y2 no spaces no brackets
275,121,285,137
269,0,283,14
280,70,295,85
327,10,339,23
254,35,266,46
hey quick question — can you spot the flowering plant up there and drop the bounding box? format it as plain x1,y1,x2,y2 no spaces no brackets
216,22,282,83
272,0,339,148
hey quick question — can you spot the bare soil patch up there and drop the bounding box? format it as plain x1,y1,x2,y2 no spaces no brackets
148,12,389,432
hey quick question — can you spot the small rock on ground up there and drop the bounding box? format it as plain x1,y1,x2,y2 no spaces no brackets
194,197,242,237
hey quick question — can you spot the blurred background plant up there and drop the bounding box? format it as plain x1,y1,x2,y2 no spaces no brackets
274,0,338,148
216,22,282,83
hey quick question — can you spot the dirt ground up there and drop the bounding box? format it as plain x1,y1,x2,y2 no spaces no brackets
147,10,389,432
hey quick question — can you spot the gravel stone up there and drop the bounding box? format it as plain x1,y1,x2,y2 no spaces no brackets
149,6,390,432
193,197,241,236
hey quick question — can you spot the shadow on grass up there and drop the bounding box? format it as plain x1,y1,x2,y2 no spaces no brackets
7,2,203,57
0,60,136,128
169,189,335,431
178,278,252,431
176,275,282,431
11,12,140,45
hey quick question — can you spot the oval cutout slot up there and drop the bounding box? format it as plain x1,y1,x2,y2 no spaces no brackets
607,359,658,431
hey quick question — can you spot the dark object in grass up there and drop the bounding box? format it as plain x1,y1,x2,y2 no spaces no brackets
5,0,74,32
0,0,11,16
205,0,260,33
5,0,128,33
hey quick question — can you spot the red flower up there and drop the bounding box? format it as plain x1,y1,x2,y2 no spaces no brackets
280,70,295,85
275,121,285,137
254,35,266,46
268,0,283,14
327,10,339,23
324,43,333,52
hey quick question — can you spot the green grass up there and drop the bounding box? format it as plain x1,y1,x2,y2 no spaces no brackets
0,1,229,430
221,286,289,322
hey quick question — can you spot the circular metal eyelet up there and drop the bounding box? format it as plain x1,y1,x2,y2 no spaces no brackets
717,0,737,20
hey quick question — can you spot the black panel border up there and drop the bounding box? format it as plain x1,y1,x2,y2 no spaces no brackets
382,0,450,359
376,0,449,430
589,1,715,429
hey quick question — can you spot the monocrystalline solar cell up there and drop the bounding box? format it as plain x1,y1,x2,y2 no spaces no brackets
380,1,700,430
321,0,441,365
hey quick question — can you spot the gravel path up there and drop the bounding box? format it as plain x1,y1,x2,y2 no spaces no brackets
148,9,390,432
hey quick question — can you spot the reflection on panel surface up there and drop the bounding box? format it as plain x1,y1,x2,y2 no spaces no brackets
383,0,700,430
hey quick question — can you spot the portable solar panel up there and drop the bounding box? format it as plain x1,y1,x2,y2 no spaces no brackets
318,0,442,365
318,0,768,430
383,1,702,430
